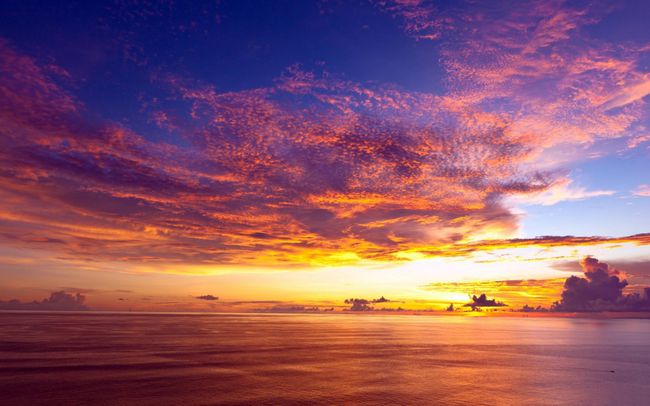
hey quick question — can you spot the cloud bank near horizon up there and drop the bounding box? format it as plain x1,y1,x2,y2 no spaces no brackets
554,257,650,311
0,291,88,311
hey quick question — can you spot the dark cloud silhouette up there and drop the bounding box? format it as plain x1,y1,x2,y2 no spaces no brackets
464,294,507,309
344,298,372,311
553,257,650,312
195,294,219,301
259,305,321,313
0,291,88,311
344,296,393,311
519,304,548,313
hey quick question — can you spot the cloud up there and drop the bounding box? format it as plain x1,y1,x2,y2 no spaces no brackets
628,134,650,149
0,291,88,311
509,178,614,206
554,257,650,287
1,0,650,271
464,293,506,308
633,184,650,197
519,304,548,312
0,39,550,267
554,256,650,311
344,296,393,311
607,260,650,284
601,76,650,110
382,0,649,156
257,305,321,313
374,0,447,41
417,233,650,258
195,294,219,301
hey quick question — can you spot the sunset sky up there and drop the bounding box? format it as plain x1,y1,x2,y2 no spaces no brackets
1,0,650,312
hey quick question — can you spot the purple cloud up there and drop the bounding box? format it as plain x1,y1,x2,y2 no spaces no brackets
554,257,650,311
0,291,88,311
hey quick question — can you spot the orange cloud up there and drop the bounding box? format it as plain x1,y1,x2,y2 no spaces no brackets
1,0,649,272
1,40,549,267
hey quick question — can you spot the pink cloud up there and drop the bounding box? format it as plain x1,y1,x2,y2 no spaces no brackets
1,1,649,270
633,185,650,197
602,75,650,110
0,41,551,266
381,0,650,159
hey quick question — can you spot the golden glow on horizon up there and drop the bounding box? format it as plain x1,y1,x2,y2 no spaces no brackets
1,1,650,313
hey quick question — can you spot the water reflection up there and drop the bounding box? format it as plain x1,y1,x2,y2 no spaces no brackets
1,312,649,405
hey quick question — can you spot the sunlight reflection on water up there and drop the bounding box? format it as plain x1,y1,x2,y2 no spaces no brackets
1,312,649,405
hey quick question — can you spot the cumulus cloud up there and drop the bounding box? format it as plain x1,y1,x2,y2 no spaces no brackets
0,291,88,311
463,293,506,309
344,296,393,311
554,257,650,311
556,257,627,310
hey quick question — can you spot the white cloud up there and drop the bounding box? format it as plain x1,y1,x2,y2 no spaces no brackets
509,178,615,206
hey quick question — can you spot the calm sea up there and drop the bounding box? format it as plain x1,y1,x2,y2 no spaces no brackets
1,312,649,405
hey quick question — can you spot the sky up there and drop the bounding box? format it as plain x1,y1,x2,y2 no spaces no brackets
1,0,649,312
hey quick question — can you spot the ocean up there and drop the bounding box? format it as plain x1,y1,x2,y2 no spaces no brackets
1,312,649,405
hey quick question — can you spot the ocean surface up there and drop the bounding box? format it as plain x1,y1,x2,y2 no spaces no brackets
1,312,649,405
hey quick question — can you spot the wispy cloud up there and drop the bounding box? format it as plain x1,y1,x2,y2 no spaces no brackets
633,184,650,197
510,178,614,206
601,75,650,110
381,0,650,159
